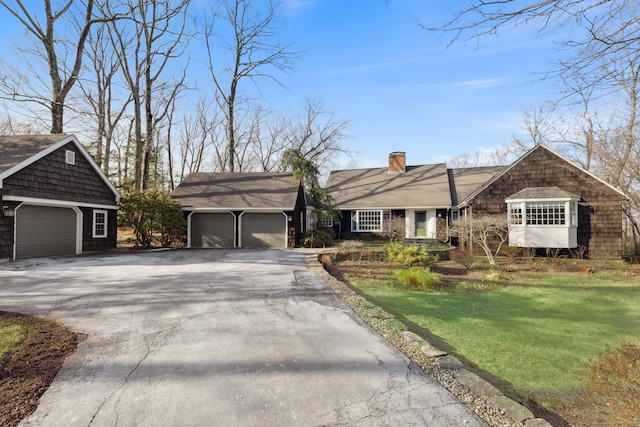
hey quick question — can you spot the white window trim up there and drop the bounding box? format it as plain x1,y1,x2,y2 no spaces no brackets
351,210,391,232
507,199,578,228
93,209,108,238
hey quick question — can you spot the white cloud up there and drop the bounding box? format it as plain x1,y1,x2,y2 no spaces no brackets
449,77,512,90
282,0,322,17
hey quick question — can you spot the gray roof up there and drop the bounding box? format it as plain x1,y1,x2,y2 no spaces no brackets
506,186,581,200
448,166,508,206
171,172,301,209
325,164,452,209
0,134,69,175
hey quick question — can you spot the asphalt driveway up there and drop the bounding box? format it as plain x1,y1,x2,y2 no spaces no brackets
0,249,485,426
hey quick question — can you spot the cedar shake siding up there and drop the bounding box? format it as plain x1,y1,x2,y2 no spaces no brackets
2,142,116,206
287,184,307,247
80,207,118,253
468,146,625,259
1,135,120,260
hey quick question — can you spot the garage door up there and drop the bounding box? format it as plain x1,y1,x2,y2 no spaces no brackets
15,205,77,259
191,213,235,248
241,213,286,248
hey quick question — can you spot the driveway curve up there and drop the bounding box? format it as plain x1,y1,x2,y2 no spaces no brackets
0,249,485,426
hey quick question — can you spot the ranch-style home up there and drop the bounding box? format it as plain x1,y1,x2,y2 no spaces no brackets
170,172,306,249
325,146,628,259
0,134,120,261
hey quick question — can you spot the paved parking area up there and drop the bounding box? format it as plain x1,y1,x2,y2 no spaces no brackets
0,249,485,426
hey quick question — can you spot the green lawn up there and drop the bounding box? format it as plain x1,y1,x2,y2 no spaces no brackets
0,320,25,360
344,261,640,408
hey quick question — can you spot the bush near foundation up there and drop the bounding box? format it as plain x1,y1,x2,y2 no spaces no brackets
301,230,334,248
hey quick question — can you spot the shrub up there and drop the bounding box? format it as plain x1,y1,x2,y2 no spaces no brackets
301,229,334,248
384,242,439,267
449,247,476,270
582,342,640,424
394,267,442,290
118,191,186,248
500,246,521,262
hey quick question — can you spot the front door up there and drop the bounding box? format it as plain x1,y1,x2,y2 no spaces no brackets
415,211,427,237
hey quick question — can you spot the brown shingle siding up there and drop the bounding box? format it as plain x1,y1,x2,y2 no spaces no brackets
470,146,625,259
3,143,116,206
80,207,118,253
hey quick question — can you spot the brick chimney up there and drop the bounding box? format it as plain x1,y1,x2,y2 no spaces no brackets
388,151,406,174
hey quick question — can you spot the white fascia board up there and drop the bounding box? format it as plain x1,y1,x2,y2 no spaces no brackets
2,195,118,210
183,207,292,212
340,206,450,210
0,134,121,202
506,196,581,203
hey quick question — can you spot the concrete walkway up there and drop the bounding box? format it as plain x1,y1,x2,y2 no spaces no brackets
0,249,485,426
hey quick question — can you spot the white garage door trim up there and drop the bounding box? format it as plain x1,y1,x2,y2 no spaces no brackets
13,203,83,260
238,212,288,248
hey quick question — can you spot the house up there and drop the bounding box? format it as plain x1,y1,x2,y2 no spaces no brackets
170,172,305,248
325,146,628,259
457,144,628,259
0,134,120,261
326,152,453,241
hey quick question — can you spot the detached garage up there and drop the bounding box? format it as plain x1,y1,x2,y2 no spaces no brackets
0,134,120,261
171,172,306,249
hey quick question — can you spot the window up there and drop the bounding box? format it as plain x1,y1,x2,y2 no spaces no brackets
93,210,107,238
65,150,75,165
351,210,390,232
525,202,565,225
508,205,522,225
318,218,333,227
506,192,579,248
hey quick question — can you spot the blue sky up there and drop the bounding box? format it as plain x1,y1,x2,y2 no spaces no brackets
266,0,564,169
0,1,568,170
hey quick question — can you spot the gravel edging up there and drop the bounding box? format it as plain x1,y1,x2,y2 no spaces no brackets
304,254,554,427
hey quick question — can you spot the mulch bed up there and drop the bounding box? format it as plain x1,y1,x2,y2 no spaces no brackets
0,311,82,427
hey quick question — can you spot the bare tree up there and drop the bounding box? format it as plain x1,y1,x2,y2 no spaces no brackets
200,0,297,172
249,105,287,172
283,98,351,177
431,1,639,60
0,0,117,133
0,109,46,135
451,213,509,265
175,97,219,182
105,0,190,191
78,22,131,174
448,143,520,168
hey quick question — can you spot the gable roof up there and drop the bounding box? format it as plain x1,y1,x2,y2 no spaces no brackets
0,134,121,202
448,166,508,206
457,144,628,207
325,163,452,209
171,172,302,210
